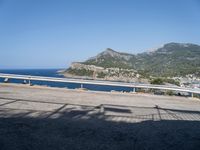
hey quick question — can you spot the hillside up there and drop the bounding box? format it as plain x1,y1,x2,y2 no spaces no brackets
62,43,200,81
135,43,200,77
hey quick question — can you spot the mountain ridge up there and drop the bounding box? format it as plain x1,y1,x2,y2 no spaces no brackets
62,42,200,82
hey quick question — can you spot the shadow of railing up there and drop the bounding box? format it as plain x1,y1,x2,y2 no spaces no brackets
1,96,200,149
1,96,200,122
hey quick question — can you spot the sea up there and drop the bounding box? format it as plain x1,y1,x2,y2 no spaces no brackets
0,69,133,92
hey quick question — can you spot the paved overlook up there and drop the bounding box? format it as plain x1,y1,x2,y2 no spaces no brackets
0,83,200,150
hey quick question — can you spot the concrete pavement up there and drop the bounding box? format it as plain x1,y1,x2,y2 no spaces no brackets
0,83,200,150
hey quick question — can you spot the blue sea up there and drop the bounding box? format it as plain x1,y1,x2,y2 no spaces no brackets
0,69,133,92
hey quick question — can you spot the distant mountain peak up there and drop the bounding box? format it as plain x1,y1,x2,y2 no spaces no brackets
105,48,115,52
163,42,198,48
88,48,134,63
101,48,118,55
146,42,200,55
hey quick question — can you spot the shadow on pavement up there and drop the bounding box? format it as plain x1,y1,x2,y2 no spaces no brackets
0,97,200,150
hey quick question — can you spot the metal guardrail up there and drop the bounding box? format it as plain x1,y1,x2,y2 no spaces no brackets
0,73,200,96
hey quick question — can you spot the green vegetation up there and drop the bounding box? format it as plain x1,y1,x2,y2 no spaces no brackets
163,78,180,86
84,59,132,69
165,90,174,96
194,94,200,99
97,72,106,78
150,78,180,86
150,78,164,85
137,70,150,78
67,68,94,77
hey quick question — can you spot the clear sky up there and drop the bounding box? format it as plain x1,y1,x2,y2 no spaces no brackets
0,0,200,69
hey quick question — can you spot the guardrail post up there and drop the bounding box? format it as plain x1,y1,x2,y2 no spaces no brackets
191,93,194,98
28,77,31,86
133,87,136,93
23,80,27,84
4,78,9,83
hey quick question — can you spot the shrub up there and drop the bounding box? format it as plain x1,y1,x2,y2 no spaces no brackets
97,72,106,78
150,78,164,85
166,90,174,96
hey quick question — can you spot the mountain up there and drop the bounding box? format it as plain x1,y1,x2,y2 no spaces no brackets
135,43,200,77
62,43,200,81
84,48,135,69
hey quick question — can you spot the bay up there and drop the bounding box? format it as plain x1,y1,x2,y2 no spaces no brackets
0,69,133,92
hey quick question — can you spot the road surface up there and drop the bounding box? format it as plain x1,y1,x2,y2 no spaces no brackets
0,83,200,150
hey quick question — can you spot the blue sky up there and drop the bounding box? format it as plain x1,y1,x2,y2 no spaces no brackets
0,0,200,69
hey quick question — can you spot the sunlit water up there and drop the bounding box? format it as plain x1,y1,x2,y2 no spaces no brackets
0,69,134,92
